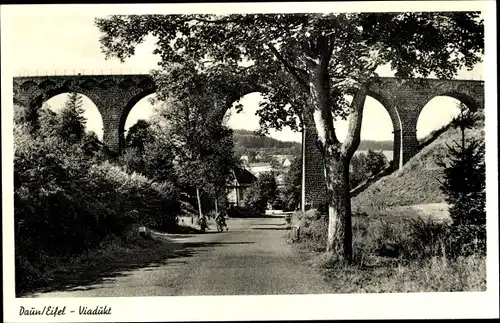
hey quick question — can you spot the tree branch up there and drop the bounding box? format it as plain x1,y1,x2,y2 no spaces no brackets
341,84,368,159
267,44,309,92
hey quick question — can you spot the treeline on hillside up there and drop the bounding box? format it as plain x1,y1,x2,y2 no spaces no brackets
233,129,392,153
233,129,301,149
357,140,393,151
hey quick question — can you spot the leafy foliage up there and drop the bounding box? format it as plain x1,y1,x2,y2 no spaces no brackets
282,156,302,211
148,74,239,215
14,94,182,295
95,13,483,132
243,172,278,213
125,119,155,152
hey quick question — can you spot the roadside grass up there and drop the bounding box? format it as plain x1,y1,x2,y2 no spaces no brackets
17,229,184,297
319,254,486,293
290,209,486,293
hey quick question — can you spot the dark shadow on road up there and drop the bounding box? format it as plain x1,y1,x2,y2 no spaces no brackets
23,239,256,297
21,239,200,297
251,223,287,226
182,241,254,247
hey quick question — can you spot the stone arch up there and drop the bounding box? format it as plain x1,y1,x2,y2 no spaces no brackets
365,90,401,131
211,86,265,125
415,80,484,123
39,91,105,139
416,91,482,143
364,89,403,169
433,91,481,112
118,88,157,150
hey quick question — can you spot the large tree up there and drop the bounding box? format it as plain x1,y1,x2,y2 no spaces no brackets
148,79,239,221
125,119,155,152
58,92,87,144
96,12,483,262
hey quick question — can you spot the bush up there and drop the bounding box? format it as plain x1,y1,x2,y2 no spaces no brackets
14,115,181,295
243,172,277,213
226,205,260,218
365,150,388,176
88,162,180,231
271,193,285,210
293,209,485,265
292,209,327,251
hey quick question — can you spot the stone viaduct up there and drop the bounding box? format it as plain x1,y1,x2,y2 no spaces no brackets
12,74,484,208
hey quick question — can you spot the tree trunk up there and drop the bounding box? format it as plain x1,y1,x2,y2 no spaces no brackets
196,187,203,219
215,195,219,214
323,152,352,262
304,43,367,263
308,64,352,262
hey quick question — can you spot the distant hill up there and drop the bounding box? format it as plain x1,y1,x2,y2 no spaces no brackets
357,140,393,151
233,129,393,158
233,129,301,158
233,129,301,149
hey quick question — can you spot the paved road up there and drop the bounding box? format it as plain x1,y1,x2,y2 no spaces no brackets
30,217,333,297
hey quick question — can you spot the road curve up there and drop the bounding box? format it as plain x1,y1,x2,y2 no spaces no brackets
30,217,334,297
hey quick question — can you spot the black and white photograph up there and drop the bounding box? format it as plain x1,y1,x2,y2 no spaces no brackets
2,1,498,321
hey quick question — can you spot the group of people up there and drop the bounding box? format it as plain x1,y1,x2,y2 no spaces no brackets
198,210,228,232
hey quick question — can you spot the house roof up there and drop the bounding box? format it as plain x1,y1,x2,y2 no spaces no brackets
232,167,257,185
248,162,271,167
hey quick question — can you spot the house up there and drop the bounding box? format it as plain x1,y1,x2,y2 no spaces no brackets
272,154,294,168
246,162,273,177
282,158,292,167
226,166,257,206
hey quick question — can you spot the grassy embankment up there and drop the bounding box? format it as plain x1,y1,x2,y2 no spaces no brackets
290,113,486,292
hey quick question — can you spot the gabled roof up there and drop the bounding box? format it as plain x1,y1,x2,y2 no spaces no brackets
232,166,257,185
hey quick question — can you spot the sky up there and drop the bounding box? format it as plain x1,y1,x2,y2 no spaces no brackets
11,11,484,145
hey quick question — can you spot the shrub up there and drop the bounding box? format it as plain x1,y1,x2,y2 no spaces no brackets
14,115,181,295
243,172,277,213
227,205,260,218
293,209,484,266
282,157,302,211
293,209,327,251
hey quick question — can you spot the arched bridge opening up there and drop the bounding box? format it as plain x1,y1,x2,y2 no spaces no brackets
42,92,104,140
